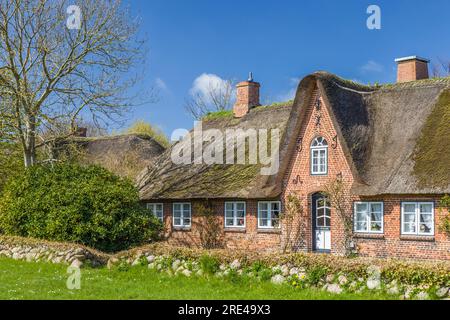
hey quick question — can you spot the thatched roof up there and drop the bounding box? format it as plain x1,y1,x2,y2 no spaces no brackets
137,104,293,199
59,134,166,180
138,72,450,200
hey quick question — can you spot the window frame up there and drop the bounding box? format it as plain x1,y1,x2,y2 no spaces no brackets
147,203,164,223
257,201,281,229
310,137,328,175
353,201,384,234
172,202,192,228
401,202,434,236
224,201,246,228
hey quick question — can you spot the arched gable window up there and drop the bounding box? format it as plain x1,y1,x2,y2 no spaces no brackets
310,137,328,175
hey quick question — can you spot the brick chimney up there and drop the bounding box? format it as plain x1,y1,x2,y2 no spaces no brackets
395,56,430,83
233,73,260,118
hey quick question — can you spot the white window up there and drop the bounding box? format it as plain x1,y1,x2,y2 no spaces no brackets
401,202,434,236
258,201,281,229
311,137,328,175
173,203,191,228
225,202,246,228
354,202,383,233
147,203,164,223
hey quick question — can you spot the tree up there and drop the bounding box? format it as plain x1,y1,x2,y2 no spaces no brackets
280,193,305,253
0,0,150,167
185,78,235,120
431,58,450,78
324,178,354,257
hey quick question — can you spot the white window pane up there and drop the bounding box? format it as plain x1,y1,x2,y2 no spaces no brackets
174,218,181,226
356,203,368,213
225,203,233,211
403,223,416,233
403,213,416,223
259,203,268,211
259,218,268,227
237,203,245,211
371,203,382,212
183,218,191,226
226,218,234,226
371,212,382,222
237,218,245,226
420,204,432,214
356,222,367,231
403,204,416,213
174,204,181,211
420,214,432,223
370,222,382,232
419,223,432,234
356,212,367,222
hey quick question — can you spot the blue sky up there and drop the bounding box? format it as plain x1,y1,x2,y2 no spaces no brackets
123,0,450,136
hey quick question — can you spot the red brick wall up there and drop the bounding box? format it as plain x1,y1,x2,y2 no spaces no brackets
152,199,281,252
397,59,429,83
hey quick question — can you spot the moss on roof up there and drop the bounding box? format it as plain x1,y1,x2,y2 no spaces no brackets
202,101,294,122
413,89,450,188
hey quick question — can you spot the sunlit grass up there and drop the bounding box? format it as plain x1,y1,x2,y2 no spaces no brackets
0,257,396,300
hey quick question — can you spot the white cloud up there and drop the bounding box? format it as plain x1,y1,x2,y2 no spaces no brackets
155,78,168,91
361,60,384,73
190,73,232,101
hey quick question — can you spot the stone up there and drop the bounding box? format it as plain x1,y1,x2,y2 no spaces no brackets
289,267,299,276
415,291,430,300
271,274,286,285
181,269,192,277
387,286,400,295
326,274,335,283
148,263,156,269
230,259,241,270
338,275,348,285
147,255,155,263
131,259,141,266
367,279,381,290
219,264,227,271
172,259,181,270
280,265,289,277
326,284,343,294
196,269,204,277
436,287,449,298
71,259,83,268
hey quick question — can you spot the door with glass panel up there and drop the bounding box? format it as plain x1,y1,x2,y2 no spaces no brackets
312,193,331,252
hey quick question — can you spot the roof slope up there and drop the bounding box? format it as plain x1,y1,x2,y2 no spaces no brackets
138,104,294,199
138,72,450,199
59,134,166,180
316,73,450,195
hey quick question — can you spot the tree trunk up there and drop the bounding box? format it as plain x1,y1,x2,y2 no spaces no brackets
23,117,37,168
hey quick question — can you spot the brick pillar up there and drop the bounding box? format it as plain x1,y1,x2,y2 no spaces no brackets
395,56,429,83
233,80,260,118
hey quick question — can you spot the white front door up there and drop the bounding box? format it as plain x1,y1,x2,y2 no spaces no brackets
313,195,331,251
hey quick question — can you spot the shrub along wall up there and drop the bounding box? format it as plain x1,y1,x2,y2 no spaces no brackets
0,236,449,300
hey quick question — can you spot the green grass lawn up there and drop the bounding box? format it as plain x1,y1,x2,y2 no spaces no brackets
0,257,396,300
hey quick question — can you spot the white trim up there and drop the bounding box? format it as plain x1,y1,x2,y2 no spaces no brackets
401,202,434,236
172,202,191,228
395,56,430,63
354,202,384,234
147,203,164,223
257,201,281,229
224,201,246,228
310,137,328,175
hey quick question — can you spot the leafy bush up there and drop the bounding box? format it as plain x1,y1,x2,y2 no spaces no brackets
199,254,220,274
439,195,450,236
0,163,162,252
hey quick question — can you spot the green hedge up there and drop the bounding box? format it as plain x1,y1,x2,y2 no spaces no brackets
0,163,162,252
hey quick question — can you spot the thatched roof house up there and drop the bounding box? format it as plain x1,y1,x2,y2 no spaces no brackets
138,72,450,199
137,56,450,260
